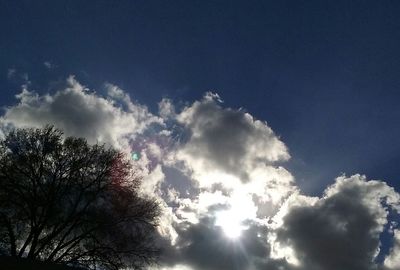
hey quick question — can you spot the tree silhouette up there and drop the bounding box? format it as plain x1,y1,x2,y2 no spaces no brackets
0,126,160,270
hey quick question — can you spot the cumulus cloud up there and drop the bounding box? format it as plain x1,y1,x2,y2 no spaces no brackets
0,76,162,148
157,93,298,253
1,78,400,270
169,92,296,223
150,93,299,270
271,175,400,270
176,92,290,185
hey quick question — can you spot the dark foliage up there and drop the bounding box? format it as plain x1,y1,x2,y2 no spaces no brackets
0,256,86,270
0,126,160,270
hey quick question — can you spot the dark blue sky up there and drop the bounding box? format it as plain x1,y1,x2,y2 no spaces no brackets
1,0,400,195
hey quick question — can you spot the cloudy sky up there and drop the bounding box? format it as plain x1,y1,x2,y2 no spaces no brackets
1,1,400,269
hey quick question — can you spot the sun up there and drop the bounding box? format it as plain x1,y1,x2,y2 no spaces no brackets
215,210,246,239
214,190,256,239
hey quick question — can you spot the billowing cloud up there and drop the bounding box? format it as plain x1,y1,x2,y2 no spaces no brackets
271,175,400,270
176,92,290,185
170,92,296,233
1,77,400,270
0,76,162,148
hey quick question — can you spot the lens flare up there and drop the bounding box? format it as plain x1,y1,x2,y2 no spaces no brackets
131,152,141,161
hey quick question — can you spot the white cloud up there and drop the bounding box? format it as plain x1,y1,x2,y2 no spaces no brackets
167,92,296,236
384,229,400,269
176,93,289,185
2,78,400,270
153,94,400,270
173,91,294,208
149,93,300,270
0,76,162,149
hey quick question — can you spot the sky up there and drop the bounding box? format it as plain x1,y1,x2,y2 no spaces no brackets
1,1,400,269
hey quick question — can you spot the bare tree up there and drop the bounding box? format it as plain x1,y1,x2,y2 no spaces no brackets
0,126,160,270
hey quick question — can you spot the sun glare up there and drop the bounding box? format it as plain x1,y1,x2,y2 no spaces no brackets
215,210,245,239
214,191,257,239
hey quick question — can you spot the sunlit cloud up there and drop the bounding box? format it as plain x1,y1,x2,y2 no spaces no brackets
1,77,399,270
385,229,400,269
0,76,162,149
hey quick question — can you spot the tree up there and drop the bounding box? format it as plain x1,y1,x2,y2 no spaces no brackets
0,126,160,270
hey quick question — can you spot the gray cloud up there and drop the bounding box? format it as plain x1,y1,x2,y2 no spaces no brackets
273,175,400,270
160,216,292,270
